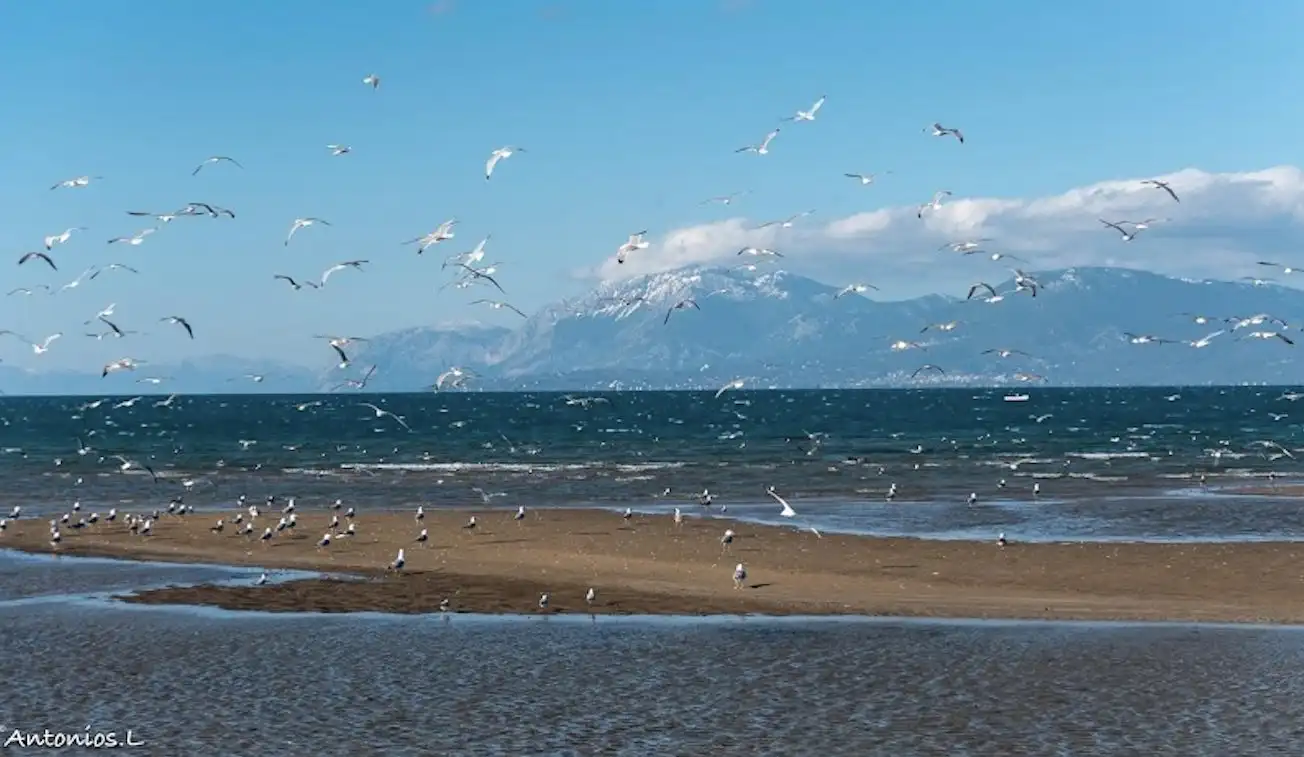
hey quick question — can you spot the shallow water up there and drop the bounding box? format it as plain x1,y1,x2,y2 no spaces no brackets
1,552,1302,756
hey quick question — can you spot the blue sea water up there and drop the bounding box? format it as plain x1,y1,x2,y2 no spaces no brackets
2,387,1303,541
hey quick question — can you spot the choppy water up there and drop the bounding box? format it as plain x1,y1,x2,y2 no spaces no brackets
4,387,1304,542
1,551,1301,756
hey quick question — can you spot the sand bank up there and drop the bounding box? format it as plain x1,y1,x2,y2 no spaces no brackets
6,508,1304,622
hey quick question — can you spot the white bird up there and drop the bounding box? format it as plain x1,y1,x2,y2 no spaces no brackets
585,587,595,605
360,402,412,431
319,259,368,286
30,333,61,355
616,231,649,264
1099,219,1139,242
539,593,549,609
485,146,525,180
390,548,405,571
434,366,476,391
715,378,744,398
927,123,964,143
102,357,143,377
1142,179,1180,203
470,299,528,318
753,210,815,230
735,128,780,155
737,246,782,257
766,486,797,518
404,219,457,253
733,563,747,589
362,73,380,89
844,171,890,185
917,191,952,219
108,228,156,246
51,175,102,190
285,217,330,246
326,144,352,156
782,95,825,122
44,227,86,250
664,298,700,325
834,283,878,299
192,156,243,175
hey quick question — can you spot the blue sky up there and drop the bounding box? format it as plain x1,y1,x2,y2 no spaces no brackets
0,0,1300,371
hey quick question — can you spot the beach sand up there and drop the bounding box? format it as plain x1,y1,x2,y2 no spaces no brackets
7,508,1304,622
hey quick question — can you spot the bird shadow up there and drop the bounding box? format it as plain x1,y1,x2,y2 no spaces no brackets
749,582,773,590
879,564,919,570
479,538,532,546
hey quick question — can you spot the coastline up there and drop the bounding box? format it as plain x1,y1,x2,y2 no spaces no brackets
7,508,1304,623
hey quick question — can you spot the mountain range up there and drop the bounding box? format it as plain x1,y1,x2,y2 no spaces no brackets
4,265,1304,394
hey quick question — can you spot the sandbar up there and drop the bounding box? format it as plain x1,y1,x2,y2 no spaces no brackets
6,508,1304,623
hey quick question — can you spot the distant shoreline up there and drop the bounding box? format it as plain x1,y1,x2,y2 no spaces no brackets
7,509,1304,623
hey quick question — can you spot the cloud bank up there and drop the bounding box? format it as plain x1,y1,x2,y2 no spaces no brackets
595,166,1304,298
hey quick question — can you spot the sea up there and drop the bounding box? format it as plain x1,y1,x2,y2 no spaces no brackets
3,387,1304,755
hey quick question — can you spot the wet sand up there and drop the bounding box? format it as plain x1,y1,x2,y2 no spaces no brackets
1234,484,1304,497
6,508,1304,622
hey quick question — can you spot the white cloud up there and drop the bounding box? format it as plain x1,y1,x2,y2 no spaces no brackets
593,166,1304,298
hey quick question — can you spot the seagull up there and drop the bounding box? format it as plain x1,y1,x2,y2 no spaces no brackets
362,73,380,89
733,563,747,590
715,378,745,398
983,348,1032,358
108,228,156,245
404,219,457,253
944,237,991,252
318,336,366,368
390,548,405,571
18,251,57,270
192,156,243,175
781,95,825,122
180,202,235,219
967,282,999,301
160,316,194,339
50,175,102,190
737,246,782,257
920,321,959,333
844,171,890,185
1259,261,1304,275
332,363,377,389
927,123,964,143
273,274,319,291
44,227,86,250
8,286,50,296
1118,218,1166,230
485,146,525,180
29,333,61,354
102,357,142,377
455,263,506,293
834,283,878,299
1100,219,1139,242
326,144,352,156
443,237,490,270
753,210,815,230
736,128,780,155
319,259,368,286
1142,179,1180,203
88,263,139,279
360,402,412,431
664,298,700,325
1188,330,1224,349
918,190,952,219
1239,331,1295,346
765,485,800,517
1123,333,1176,345
434,367,475,390
470,299,527,318
912,364,946,378
616,231,649,264
701,191,747,206
285,218,330,246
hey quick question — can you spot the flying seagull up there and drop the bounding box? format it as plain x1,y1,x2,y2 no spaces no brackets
50,175,102,190
326,144,352,156
108,228,156,246
834,283,878,299
781,95,825,122
941,238,993,253
18,251,57,271
470,299,527,318
319,260,368,286
918,190,952,219
160,316,194,339
911,364,946,379
927,123,964,143
485,146,525,180
616,231,649,264
362,73,380,89
273,274,319,291
44,227,86,250
1099,219,1139,242
844,171,890,185
737,246,782,258
664,298,700,325
404,219,457,253
736,128,780,155
360,402,411,431
455,263,505,293
285,217,330,246
192,156,243,175
753,210,815,230
1142,179,1180,203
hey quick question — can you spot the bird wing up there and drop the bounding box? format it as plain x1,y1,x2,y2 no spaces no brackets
331,344,349,364
810,96,825,113
485,153,502,179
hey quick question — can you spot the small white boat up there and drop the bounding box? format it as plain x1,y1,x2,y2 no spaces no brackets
1003,394,1030,402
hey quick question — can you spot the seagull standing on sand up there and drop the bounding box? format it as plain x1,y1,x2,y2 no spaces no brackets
285,218,330,246
585,587,595,606
733,563,747,589
1142,179,1180,203
390,548,405,571
736,128,780,155
485,146,525,180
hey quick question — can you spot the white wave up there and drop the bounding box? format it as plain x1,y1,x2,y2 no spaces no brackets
1067,451,1153,460
335,461,685,474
